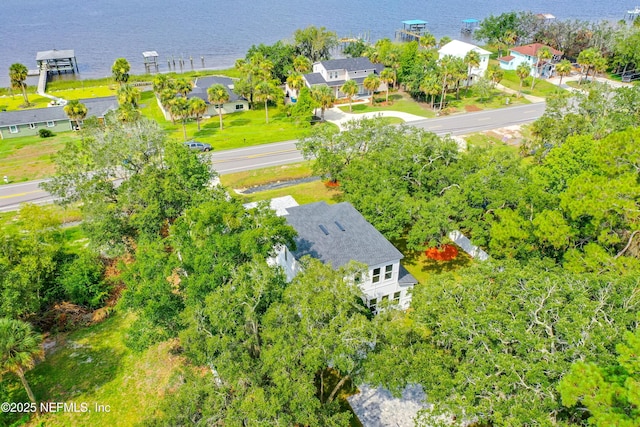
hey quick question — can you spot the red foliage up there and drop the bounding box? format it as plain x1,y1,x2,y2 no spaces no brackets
324,180,340,188
425,244,458,261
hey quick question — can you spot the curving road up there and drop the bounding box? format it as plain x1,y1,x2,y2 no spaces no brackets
0,103,546,212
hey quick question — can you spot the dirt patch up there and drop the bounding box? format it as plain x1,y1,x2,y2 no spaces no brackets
465,105,482,112
484,125,524,146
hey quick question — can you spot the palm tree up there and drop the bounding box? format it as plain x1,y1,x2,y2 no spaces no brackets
254,81,280,124
555,59,572,87
438,55,456,110
340,80,358,112
9,63,29,105
486,64,504,87
0,318,43,416
174,78,193,97
152,74,172,95
516,63,531,97
380,68,394,103
160,88,178,123
117,84,140,108
310,85,335,121
463,50,481,95
577,48,599,83
286,73,305,99
207,84,230,129
111,58,130,86
170,97,190,140
363,74,381,105
64,100,88,130
438,36,452,49
419,33,436,50
419,74,441,109
189,97,207,131
531,47,552,90
293,55,312,74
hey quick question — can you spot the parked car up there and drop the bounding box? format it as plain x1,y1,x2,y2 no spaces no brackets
184,141,212,152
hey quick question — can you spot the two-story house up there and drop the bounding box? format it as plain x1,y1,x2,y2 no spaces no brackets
498,43,563,78
270,200,417,311
299,58,386,100
438,40,491,84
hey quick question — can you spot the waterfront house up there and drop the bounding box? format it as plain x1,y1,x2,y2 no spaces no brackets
299,58,386,100
0,96,118,140
267,199,417,311
189,76,248,116
438,40,491,84
498,43,563,78
156,76,249,121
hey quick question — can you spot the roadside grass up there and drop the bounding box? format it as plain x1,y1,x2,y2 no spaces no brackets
445,86,529,111
220,162,314,189
338,93,436,118
0,132,78,182
464,132,508,149
234,180,342,205
499,69,562,97
1,312,186,427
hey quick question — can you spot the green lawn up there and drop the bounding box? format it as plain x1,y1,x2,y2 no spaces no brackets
0,132,78,182
499,69,563,98
140,91,335,150
338,93,436,118
1,313,186,427
234,180,343,205
220,162,314,189
445,86,530,112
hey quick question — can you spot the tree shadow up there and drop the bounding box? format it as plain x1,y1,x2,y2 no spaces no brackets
229,118,250,126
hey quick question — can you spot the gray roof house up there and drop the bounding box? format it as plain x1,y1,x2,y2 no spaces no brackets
298,57,386,100
0,96,118,139
271,200,417,311
156,75,249,121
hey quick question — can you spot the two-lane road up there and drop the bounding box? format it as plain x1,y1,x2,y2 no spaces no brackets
0,103,546,212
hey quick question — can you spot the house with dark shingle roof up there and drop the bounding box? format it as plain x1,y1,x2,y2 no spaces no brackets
156,75,249,121
0,96,118,139
498,43,563,78
271,201,417,311
299,58,386,100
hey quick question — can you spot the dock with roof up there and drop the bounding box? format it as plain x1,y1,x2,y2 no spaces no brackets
460,18,479,34
395,20,428,42
36,49,78,75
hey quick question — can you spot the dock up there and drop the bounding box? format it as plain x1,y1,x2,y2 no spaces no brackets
33,49,78,95
395,19,428,42
460,18,479,34
626,6,640,21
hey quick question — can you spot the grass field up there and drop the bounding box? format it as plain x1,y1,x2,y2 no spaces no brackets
220,162,314,189
0,313,186,427
499,69,562,97
140,91,334,150
0,132,79,182
338,93,436,118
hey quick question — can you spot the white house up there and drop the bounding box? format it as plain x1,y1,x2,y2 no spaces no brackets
438,40,491,83
267,199,417,311
299,57,386,100
498,43,563,78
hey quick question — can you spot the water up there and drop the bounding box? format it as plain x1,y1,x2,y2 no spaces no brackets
0,0,630,87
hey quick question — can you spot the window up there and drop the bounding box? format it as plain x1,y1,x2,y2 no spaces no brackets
369,298,377,310
29,123,36,129
213,104,221,109
284,249,287,261
372,268,381,283
46,121,55,127
235,104,244,110
9,125,18,134
393,291,401,301
384,265,393,280
354,274,361,285
381,295,389,302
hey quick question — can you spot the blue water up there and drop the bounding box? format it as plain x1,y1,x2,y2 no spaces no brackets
0,0,631,86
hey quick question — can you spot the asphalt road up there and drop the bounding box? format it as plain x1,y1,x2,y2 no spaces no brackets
0,103,546,212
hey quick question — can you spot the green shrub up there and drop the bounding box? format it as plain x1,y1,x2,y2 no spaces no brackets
58,251,110,308
38,128,54,138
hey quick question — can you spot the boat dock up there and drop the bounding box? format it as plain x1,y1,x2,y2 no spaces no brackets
33,49,78,94
395,19,428,42
626,6,640,21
